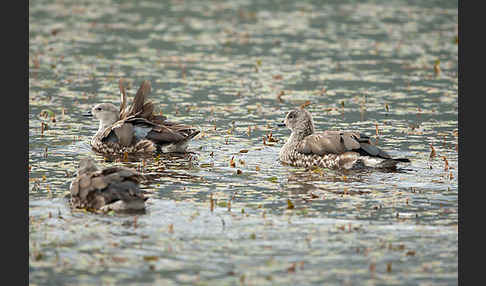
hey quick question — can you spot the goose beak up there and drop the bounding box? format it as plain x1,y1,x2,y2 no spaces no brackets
83,110,93,117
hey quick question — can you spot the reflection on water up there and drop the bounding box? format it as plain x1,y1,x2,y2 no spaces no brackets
29,0,457,285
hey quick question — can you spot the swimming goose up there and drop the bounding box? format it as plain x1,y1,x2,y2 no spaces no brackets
85,79,200,155
69,158,148,212
278,108,410,170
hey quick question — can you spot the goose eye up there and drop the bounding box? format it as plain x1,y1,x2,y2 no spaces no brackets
95,107,102,111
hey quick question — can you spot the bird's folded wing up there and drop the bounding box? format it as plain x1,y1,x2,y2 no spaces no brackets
297,133,349,155
338,131,392,158
101,167,146,182
148,114,168,124
96,119,134,145
126,117,189,142
113,123,134,146
300,131,392,159
296,131,363,155
359,142,391,158
102,181,145,203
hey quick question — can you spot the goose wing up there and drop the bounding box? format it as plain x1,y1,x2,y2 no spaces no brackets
95,118,135,147
297,131,392,159
70,166,145,209
126,80,153,118
126,117,190,143
119,78,128,117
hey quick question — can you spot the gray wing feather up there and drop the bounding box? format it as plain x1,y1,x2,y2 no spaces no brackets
113,123,134,146
360,143,391,158
341,133,361,150
98,181,144,203
298,133,347,155
297,131,392,159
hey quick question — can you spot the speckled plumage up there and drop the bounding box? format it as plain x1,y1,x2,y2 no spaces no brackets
87,79,200,156
90,136,157,155
69,158,148,212
279,109,410,170
280,142,363,170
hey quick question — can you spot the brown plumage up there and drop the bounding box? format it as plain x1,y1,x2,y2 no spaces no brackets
279,109,410,170
69,158,148,212
86,79,200,155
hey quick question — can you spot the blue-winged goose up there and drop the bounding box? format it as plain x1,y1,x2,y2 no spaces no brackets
278,109,410,170
69,158,148,212
85,79,200,155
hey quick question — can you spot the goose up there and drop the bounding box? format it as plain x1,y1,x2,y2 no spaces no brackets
278,108,410,170
85,79,200,155
69,158,148,212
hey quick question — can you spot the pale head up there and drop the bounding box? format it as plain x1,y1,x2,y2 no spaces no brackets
283,108,315,137
90,103,120,127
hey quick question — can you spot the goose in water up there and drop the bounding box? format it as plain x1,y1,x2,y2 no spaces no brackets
278,108,410,170
85,79,200,155
69,158,148,212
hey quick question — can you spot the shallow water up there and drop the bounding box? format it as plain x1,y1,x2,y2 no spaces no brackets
29,0,458,285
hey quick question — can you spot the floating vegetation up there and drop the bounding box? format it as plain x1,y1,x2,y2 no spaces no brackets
429,144,437,159
434,59,441,76
287,199,295,209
